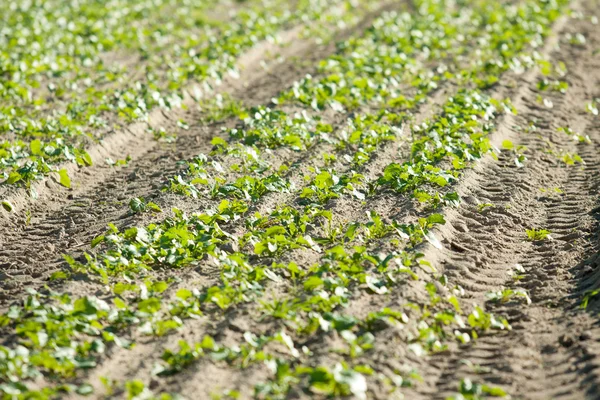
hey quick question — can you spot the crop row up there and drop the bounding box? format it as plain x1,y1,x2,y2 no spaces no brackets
0,0,568,398
1,90,505,396
0,0,365,194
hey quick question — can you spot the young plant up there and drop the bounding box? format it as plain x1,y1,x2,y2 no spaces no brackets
525,228,552,241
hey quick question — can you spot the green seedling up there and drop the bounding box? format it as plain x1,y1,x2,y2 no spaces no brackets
526,228,552,241
486,288,531,305
129,197,162,213
1,200,13,212
477,203,494,212
446,378,508,399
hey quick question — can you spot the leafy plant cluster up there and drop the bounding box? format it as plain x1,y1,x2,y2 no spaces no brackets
0,0,359,190
0,288,137,398
160,0,560,213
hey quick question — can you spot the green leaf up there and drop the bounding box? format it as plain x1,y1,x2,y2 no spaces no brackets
79,151,93,166
147,202,162,213
113,282,136,295
57,169,71,188
211,137,228,147
150,281,169,293
125,380,146,398
538,60,552,76
138,297,161,314
304,276,324,291
76,384,94,395
91,235,105,248
7,172,22,185
176,288,193,300
1,200,13,212
114,298,127,309
501,140,514,150
129,197,145,213
526,228,551,241
30,139,43,155
426,213,446,225
50,271,70,281
483,385,507,396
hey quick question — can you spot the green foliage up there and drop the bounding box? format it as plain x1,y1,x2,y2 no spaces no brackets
525,228,551,241
0,289,135,396
82,201,249,278
300,170,365,205
446,378,508,399
1,200,13,212
129,197,162,214
378,91,506,196
486,288,532,305
580,289,600,309
0,0,348,188
558,126,591,144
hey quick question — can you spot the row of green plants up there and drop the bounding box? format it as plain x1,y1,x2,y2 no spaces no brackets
163,0,563,211
142,90,512,399
0,0,365,195
117,0,567,395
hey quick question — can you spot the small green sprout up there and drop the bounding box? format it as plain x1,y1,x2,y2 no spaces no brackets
539,187,563,194
526,228,551,241
581,289,600,309
129,197,162,213
557,126,591,144
106,155,132,167
1,200,13,212
177,119,190,130
501,140,527,167
323,153,337,166
446,378,508,399
508,264,526,281
477,203,494,212
486,288,531,305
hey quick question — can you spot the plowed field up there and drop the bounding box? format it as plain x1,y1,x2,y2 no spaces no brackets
1,0,600,399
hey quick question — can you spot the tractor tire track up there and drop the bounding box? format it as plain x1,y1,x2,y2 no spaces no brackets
408,4,600,398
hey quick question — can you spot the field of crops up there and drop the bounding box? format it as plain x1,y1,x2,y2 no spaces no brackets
1,0,600,398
